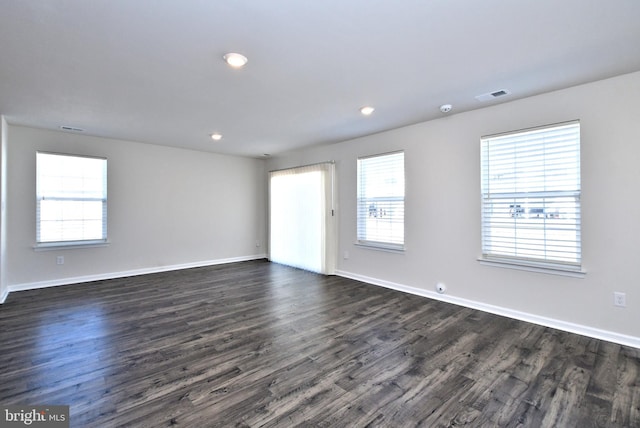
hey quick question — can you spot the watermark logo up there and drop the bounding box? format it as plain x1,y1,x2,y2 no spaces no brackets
1,406,69,428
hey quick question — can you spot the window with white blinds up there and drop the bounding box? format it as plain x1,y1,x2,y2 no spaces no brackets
357,151,405,250
481,121,581,269
36,152,108,246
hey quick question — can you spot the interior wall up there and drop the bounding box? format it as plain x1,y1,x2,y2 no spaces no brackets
5,125,267,289
267,71,640,341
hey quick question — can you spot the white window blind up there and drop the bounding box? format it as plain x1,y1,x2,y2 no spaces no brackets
36,152,107,246
481,121,581,268
357,151,405,250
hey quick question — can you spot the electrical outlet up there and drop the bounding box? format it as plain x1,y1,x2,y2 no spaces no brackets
614,292,626,307
56,256,64,265
343,251,349,260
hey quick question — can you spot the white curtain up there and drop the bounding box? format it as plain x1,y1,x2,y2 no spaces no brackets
269,162,335,274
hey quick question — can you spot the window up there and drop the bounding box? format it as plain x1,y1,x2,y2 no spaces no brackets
480,121,581,270
357,151,405,250
36,152,107,246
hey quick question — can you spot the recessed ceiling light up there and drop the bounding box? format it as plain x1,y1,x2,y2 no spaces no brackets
210,132,223,141
360,106,375,116
223,52,248,68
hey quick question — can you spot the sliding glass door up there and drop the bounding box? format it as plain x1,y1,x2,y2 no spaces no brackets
269,162,336,274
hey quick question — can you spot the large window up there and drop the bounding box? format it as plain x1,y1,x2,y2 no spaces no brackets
36,152,107,246
357,151,405,250
480,121,581,270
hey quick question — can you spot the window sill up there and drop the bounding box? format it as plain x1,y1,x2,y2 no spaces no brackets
478,257,585,278
34,240,110,251
354,241,405,254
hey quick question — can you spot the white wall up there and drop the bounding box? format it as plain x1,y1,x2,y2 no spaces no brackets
0,116,7,303
5,125,267,290
267,71,640,345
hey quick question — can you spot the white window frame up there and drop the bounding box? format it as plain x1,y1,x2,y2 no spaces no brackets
36,152,108,249
480,121,582,275
357,151,405,251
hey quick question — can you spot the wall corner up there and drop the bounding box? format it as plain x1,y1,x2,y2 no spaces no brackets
0,116,8,303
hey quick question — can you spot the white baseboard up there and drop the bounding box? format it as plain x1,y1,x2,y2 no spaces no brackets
0,288,8,304
336,269,640,349
5,254,267,296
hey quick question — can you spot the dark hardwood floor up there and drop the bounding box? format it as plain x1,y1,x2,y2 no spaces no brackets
1,260,639,427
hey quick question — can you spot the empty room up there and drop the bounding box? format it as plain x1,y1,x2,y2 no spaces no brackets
1,1,640,427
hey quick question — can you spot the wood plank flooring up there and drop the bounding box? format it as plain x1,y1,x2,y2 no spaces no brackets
1,259,639,427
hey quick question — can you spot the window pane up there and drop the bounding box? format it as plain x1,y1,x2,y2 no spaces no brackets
38,200,105,242
482,196,580,263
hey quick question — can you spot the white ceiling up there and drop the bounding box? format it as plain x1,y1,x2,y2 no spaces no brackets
2,1,640,158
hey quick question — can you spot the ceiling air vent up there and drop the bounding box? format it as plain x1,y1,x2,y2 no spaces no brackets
59,125,85,132
475,89,510,102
